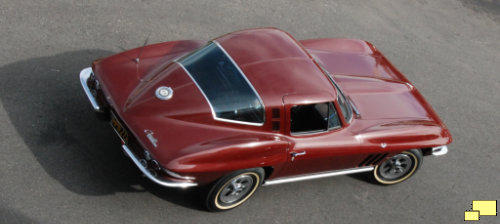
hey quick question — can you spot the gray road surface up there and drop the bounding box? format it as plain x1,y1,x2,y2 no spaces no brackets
1,0,499,223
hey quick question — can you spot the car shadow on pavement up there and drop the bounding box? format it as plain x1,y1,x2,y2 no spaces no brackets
0,205,38,224
347,172,378,185
0,50,206,211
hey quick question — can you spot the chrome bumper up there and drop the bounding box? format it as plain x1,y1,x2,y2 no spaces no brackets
79,67,102,112
121,145,197,188
431,145,448,156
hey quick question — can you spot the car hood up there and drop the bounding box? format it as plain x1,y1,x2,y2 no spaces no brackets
337,74,433,121
335,74,451,147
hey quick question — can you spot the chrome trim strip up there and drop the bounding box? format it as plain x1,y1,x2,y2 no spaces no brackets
290,129,329,136
176,60,265,126
348,98,360,118
79,67,102,112
262,166,374,186
121,145,197,188
431,145,448,156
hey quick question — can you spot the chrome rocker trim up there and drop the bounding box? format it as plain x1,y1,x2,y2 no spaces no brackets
79,67,102,112
431,145,448,156
121,145,197,188
262,166,374,186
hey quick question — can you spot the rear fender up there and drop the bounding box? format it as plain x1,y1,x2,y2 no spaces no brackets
168,136,289,183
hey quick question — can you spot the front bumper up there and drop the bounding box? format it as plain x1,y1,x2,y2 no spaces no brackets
431,145,448,156
79,67,197,188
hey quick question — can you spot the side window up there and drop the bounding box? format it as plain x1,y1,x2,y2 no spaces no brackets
328,102,341,129
291,102,341,134
336,89,352,123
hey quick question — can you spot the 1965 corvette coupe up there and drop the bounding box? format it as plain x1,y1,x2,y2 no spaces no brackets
80,28,451,211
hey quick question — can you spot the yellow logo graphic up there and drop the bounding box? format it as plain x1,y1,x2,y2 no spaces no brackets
464,200,497,221
465,211,480,221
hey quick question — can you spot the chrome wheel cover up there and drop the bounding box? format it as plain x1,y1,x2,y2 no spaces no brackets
219,174,254,204
378,154,413,180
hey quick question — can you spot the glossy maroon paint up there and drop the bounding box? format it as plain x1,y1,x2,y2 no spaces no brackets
91,28,451,185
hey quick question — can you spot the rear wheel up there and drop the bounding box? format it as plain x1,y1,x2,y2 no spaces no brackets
206,168,264,211
373,149,422,185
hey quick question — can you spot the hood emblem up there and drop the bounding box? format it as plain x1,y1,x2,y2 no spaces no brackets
380,142,387,148
144,130,158,148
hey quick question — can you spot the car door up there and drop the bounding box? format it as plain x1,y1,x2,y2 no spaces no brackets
276,95,363,177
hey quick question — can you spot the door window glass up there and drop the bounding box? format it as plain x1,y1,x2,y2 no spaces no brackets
291,102,340,134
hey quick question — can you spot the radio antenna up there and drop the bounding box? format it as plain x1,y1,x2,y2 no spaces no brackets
134,31,152,80
135,31,151,64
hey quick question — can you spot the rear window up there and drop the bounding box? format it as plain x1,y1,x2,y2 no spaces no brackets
179,42,265,125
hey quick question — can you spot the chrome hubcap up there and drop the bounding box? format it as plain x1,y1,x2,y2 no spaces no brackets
219,175,254,204
379,154,413,180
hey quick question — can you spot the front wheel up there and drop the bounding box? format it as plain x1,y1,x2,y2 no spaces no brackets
206,168,264,211
373,149,422,185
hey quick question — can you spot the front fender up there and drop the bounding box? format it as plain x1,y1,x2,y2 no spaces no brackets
357,120,451,152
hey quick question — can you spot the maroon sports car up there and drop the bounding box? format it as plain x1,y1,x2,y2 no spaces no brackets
79,28,451,211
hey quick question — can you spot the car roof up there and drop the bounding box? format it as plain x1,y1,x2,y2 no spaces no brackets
215,28,337,108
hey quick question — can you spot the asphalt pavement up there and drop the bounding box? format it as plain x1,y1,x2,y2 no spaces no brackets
1,0,499,223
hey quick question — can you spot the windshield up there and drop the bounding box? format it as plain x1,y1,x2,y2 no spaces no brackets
336,86,352,123
179,42,265,125
316,62,353,123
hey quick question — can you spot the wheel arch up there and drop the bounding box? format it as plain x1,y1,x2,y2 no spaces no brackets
262,166,274,180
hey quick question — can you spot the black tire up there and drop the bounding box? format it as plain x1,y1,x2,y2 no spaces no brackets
206,168,264,211
373,149,423,185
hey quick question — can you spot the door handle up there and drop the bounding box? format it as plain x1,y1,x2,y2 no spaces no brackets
291,151,306,161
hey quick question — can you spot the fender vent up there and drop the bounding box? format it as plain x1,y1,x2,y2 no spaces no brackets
272,108,280,118
358,153,388,167
271,108,281,132
272,121,280,131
